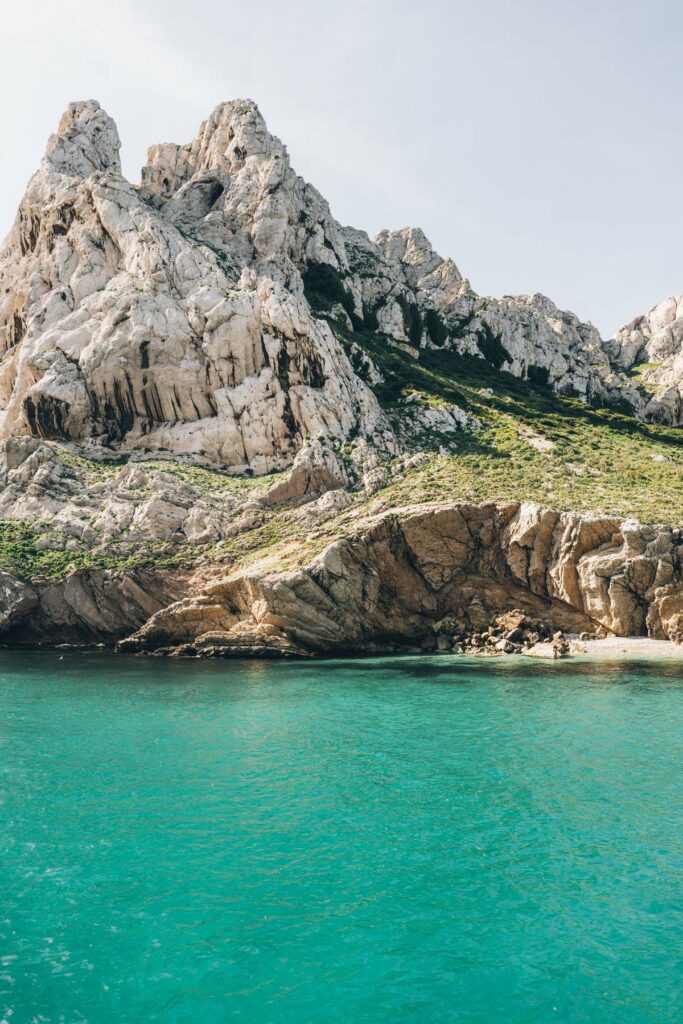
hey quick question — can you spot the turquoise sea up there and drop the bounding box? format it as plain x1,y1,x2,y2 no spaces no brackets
1,652,683,1023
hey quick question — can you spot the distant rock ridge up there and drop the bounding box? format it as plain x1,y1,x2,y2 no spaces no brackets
0,98,680,482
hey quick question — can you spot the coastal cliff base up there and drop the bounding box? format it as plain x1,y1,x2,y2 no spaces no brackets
2,500,680,658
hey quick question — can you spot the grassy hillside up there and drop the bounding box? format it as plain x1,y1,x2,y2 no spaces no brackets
201,322,682,576
0,316,680,582
333,320,683,525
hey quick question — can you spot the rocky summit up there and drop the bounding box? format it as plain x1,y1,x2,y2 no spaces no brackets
0,99,681,653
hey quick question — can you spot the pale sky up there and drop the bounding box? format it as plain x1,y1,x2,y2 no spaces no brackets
2,0,682,337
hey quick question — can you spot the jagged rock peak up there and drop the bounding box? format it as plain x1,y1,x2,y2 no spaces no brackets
139,98,288,203
44,100,121,178
137,97,343,268
376,227,460,278
374,226,464,305
0,97,386,471
605,295,683,423
192,99,285,170
610,295,683,368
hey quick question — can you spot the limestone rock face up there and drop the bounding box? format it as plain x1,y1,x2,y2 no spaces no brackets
12,567,188,644
0,572,38,632
115,501,683,656
333,225,646,412
261,438,348,506
1,95,682,478
607,296,683,423
503,504,682,638
0,100,387,472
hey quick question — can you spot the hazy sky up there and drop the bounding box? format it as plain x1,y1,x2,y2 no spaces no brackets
2,0,682,337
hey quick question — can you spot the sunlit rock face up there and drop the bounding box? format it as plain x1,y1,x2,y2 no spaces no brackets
0,100,388,471
607,296,683,424
118,501,683,656
0,97,680,479
0,99,680,651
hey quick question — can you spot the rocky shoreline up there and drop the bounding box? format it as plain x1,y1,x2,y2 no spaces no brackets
430,609,582,658
1,499,680,659
5,634,683,664
0,99,680,654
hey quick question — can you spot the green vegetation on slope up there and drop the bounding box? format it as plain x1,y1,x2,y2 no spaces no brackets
332,318,683,525
0,521,191,579
1,314,681,583
199,319,682,576
53,450,271,496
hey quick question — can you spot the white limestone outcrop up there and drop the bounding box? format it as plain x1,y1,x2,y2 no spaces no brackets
607,296,683,423
1,95,682,480
0,101,388,472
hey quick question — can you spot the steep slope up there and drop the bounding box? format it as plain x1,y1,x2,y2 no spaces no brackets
0,101,387,471
1,97,681,477
0,99,680,652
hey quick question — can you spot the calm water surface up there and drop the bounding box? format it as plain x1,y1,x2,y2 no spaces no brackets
1,652,683,1023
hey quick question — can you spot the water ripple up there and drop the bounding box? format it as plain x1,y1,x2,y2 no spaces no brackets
1,652,682,1022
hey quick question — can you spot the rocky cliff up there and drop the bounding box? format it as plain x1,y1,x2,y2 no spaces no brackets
0,100,388,471
0,99,680,653
1,498,681,653
2,98,682,468
606,296,683,423
118,501,681,656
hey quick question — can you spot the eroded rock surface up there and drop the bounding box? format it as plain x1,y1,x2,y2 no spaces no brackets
0,100,681,654
116,502,683,656
0,100,389,472
607,296,683,424
1,94,682,485
3,567,187,644
0,437,261,550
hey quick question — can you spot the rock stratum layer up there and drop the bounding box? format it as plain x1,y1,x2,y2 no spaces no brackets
1,500,681,653
102,502,683,653
0,99,680,653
